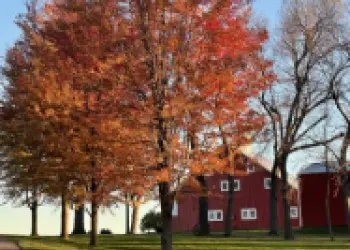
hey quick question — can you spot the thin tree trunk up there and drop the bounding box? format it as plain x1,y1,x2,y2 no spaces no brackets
72,204,86,234
131,201,140,234
323,102,334,241
30,197,38,237
220,129,234,237
280,159,293,240
224,174,234,237
197,175,210,236
159,182,172,250
269,161,278,236
60,192,69,240
325,162,334,241
189,130,209,236
125,194,130,234
90,178,98,246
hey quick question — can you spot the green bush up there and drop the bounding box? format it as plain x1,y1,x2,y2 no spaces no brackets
100,228,112,234
140,211,162,233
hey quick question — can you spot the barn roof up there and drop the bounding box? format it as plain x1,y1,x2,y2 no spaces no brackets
298,162,350,175
241,149,299,189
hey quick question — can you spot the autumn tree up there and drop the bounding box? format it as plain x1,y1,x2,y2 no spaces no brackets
180,2,270,237
1,0,152,244
122,193,154,234
0,44,50,237
3,2,272,250
0,2,54,237
260,0,349,239
31,0,156,245
120,1,272,249
112,164,157,234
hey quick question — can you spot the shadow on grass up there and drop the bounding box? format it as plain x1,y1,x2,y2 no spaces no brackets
8,233,350,250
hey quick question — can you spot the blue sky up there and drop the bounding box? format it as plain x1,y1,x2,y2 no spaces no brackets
0,1,26,63
0,1,283,235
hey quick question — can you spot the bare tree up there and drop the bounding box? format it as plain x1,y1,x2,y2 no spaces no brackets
324,101,334,241
331,76,350,233
260,0,349,239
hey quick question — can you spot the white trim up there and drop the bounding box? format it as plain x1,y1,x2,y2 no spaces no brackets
208,210,223,221
264,178,271,189
241,208,257,220
290,206,298,219
172,200,178,216
221,180,240,191
221,180,229,191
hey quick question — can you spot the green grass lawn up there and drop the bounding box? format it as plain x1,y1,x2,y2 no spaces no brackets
7,231,350,250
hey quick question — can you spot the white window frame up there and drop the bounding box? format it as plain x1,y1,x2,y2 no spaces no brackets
221,180,229,191
247,164,255,173
172,200,178,217
208,210,223,221
241,208,257,220
221,180,240,192
290,206,298,219
264,178,271,189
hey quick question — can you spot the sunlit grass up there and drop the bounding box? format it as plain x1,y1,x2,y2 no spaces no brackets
7,231,350,250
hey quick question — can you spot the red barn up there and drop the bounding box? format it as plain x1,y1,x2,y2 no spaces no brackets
298,162,350,228
172,153,300,232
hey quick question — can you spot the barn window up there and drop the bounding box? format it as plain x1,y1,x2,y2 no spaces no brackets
290,206,298,218
241,208,257,220
247,164,255,173
234,180,240,191
264,178,271,189
221,180,240,191
208,210,223,221
172,200,178,217
221,180,229,191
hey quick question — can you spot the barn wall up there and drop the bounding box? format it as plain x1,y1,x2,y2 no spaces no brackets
300,173,346,227
172,194,198,232
172,159,300,232
206,170,299,231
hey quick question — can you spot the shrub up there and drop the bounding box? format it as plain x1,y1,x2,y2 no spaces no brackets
140,211,162,233
100,228,112,234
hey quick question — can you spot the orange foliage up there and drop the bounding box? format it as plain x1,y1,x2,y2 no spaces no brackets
1,1,273,246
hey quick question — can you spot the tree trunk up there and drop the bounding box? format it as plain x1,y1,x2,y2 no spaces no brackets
269,161,278,236
72,204,86,234
125,195,130,234
325,163,334,241
90,178,98,246
131,201,140,234
159,182,172,250
30,198,38,237
280,160,293,240
197,175,210,236
224,174,234,237
60,192,69,240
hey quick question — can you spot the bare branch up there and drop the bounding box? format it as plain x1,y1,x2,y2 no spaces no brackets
333,85,350,124
294,114,327,142
290,132,344,153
